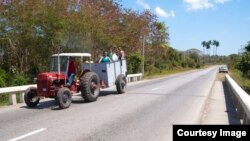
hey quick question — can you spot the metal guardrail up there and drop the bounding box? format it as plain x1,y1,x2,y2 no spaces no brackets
0,84,36,105
127,73,143,83
225,74,250,124
0,73,143,105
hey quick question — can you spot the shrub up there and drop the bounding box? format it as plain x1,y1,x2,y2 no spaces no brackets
0,68,8,105
11,75,29,86
0,68,7,87
127,53,143,74
238,53,250,78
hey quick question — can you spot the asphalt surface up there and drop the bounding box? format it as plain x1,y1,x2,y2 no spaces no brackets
0,67,231,141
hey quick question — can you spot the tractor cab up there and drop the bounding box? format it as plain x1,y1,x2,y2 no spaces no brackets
50,53,92,83
50,55,68,76
50,53,92,92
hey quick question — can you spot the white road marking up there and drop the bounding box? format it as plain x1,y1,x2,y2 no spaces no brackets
152,86,164,91
8,128,47,141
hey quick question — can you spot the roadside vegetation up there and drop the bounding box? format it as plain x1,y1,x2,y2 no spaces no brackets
0,0,203,105
226,41,250,94
229,69,250,94
0,0,203,85
144,67,194,79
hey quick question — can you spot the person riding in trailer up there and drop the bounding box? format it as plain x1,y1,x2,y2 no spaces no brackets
98,51,112,63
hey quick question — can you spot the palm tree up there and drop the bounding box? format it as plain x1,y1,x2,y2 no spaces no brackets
206,40,212,56
201,41,206,56
212,40,220,56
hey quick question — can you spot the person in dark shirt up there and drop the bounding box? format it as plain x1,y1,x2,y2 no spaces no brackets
67,57,76,86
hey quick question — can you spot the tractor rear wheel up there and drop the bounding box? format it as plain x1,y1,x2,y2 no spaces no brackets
56,87,72,109
116,74,127,94
81,72,100,102
24,87,40,107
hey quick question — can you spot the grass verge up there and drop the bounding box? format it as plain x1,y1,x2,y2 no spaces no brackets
229,69,250,94
0,93,22,107
144,67,195,79
0,94,9,107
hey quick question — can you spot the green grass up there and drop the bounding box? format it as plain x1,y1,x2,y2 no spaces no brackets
144,67,195,79
143,64,217,79
0,94,9,107
229,69,250,94
0,93,22,107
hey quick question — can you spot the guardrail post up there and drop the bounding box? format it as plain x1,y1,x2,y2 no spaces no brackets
127,77,130,83
20,92,25,103
9,93,17,105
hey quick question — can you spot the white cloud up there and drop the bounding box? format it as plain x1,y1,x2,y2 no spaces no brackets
215,0,231,4
184,0,214,11
155,7,176,18
136,0,150,9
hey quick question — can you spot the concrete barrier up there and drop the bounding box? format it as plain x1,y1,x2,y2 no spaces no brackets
225,74,250,124
0,74,143,105
126,73,143,83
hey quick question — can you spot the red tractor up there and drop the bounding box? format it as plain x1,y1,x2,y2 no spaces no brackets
24,53,127,109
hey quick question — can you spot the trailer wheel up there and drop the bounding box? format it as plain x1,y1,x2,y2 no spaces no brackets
56,87,72,109
116,74,127,94
24,87,40,107
81,72,100,102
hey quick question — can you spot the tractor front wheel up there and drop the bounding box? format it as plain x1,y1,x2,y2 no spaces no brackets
56,87,72,109
24,87,40,107
81,72,100,102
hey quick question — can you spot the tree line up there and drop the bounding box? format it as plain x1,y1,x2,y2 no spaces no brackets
201,40,220,56
226,41,250,79
0,0,203,88
236,41,250,78
225,41,250,93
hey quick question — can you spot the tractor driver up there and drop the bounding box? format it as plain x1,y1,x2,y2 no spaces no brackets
67,57,76,86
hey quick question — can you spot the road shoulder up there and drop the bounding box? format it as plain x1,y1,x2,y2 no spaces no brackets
201,73,241,124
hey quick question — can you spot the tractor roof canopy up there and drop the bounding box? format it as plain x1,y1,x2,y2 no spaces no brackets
50,53,92,73
52,53,91,57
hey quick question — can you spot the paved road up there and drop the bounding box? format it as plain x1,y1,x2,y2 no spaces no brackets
0,67,219,141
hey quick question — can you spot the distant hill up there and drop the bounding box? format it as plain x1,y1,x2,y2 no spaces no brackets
185,48,203,56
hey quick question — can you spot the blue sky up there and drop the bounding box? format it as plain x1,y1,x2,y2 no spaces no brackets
120,0,250,55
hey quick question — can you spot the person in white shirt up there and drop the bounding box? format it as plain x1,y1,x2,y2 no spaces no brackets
112,50,118,61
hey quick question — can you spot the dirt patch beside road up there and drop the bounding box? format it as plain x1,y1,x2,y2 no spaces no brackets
216,73,226,81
